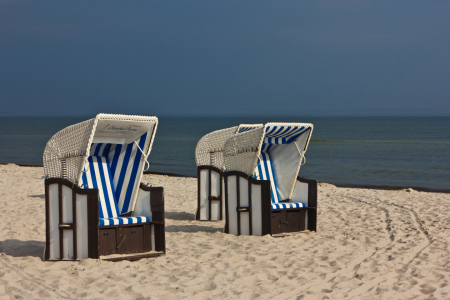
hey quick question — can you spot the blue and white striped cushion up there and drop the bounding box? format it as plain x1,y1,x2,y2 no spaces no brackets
254,124,312,205
254,143,279,203
89,133,150,215
82,156,120,219
81,157,151,226
99,216,151,226
271,202,304,209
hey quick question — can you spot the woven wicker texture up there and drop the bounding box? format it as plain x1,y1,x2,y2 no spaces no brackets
195,126,238,170
43,114,158,185
223,127,265,176
43,119,95,184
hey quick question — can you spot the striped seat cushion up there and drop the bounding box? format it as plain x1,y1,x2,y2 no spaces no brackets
271,202,304,210
99,216,151,226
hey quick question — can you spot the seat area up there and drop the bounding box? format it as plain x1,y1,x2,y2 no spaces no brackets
271,202,304,209
99,216,151,226
81,155,150,226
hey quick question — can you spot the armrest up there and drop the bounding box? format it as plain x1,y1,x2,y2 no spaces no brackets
139,183,164,221
139,183,166,252
296,177,317,208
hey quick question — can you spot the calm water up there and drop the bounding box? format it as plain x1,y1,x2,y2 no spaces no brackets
0,116,449,191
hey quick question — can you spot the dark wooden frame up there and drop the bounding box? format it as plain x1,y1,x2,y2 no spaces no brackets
45,178,165,261
296,176,317,232
196,165,224,221
223,171,317,236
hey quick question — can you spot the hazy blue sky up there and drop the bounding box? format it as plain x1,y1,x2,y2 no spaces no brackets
1,1,449,116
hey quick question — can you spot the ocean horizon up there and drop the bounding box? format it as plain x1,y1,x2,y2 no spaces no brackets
1,116,449,192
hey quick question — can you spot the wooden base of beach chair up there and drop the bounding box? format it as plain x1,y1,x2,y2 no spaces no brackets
270,177,318,234
270,207,316,234
224,172,317,236
196,166,225,221
44,179,165,261
271,208,306,234
97,222,165,257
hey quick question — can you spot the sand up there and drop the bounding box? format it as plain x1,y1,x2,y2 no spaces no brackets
0,164,449,299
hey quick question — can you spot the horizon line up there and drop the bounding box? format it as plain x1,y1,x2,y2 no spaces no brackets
1,113,450,117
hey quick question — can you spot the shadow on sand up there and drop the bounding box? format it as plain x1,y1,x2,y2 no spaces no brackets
0,239,44,259
165,211,196,221
165,224,223,233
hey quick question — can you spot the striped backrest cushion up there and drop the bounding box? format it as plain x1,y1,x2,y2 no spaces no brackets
88,133,150,215
81,156,119,219
254,143,279,203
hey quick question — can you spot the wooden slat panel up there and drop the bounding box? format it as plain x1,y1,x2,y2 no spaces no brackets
72,190,77,260
58,183,63,260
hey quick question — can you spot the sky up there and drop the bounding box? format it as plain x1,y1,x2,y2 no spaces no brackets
0,0,449,116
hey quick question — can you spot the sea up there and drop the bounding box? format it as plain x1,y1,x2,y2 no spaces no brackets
0,116,449,192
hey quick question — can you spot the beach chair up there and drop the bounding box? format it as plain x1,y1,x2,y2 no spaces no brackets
223,123,317,236
43,114,165,261
195,126,238,221
195,125,264,221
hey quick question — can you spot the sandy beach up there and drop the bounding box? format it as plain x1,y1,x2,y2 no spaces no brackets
0,163,449,299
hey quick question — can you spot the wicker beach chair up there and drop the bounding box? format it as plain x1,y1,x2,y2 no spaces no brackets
194,126,238,221
194,125,264,221
223,123,317,236
43,114,165,261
